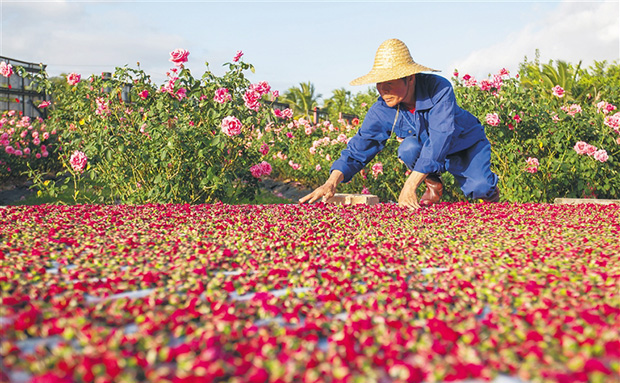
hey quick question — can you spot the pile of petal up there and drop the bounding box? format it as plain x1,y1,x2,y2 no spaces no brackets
1,202,618,383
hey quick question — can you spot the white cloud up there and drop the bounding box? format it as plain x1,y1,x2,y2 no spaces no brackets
1,2,186,82
449,1,619,79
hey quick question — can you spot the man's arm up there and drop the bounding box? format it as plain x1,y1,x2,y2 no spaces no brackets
299,170,344,204
398,170,427,209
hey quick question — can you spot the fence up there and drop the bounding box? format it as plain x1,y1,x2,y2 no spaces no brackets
0,56,48,118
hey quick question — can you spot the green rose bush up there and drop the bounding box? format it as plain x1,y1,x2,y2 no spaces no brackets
257,65,619,203
453,68,619,202
4,49,281,203
2,55,618,204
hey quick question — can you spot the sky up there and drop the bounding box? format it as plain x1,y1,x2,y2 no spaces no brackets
1,0,618,103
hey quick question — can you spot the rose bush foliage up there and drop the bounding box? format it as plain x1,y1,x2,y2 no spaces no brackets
254,66,619,203
2,56,618,203
6,51,279,203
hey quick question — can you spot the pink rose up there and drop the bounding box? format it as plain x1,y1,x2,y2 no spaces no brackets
214,88,232,104
249,161,272,178
69,150,88,173
513,114,522,124
479,79,492,92
243,90,261,111
259,142,269,156
371,162,384,179
250,81,271,96
282,108,293,119
221,116,242,136
66,73,81,86
0,61,13,78
139,90,149,100
288,160,301,170
593,149,608,163
169,49,189,67
604,112,620,133
233,50,244,62
551,85,565,98
585,144,598,156
38,100,51,108
315,164,321,171
526,157,539,173
175,88,187,100
574,141,589,155
485,113,500,127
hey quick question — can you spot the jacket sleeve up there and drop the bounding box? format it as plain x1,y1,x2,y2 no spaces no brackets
330,106,391,183
413,81,464,174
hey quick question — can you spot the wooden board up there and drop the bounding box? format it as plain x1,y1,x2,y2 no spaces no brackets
325,193,380,206
554,198,620,205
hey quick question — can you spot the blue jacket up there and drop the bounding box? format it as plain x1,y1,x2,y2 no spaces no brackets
331,73,487,182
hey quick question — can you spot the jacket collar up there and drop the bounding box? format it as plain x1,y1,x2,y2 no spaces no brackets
413,73,434,111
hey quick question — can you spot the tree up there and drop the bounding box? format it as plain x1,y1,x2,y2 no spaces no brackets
323,87,353,121
278,81,322,118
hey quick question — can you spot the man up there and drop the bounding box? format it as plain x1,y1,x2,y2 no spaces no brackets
299,38,499,208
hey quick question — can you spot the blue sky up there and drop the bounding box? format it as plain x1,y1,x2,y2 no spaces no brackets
1,1,618,102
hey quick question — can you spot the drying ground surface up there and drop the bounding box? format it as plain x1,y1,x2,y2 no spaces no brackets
1,202,619,383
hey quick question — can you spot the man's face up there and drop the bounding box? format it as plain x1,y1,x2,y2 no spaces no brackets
376,76,415,108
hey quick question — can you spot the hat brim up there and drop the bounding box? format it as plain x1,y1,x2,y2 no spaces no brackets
350,63,440,86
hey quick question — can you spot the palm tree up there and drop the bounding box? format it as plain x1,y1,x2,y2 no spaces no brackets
519,51,590,101
278,81,322,118
323,88,353,121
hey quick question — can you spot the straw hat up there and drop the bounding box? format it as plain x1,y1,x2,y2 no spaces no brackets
350,39,439,86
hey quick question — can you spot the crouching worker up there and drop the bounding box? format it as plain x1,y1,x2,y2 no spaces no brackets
299,38,500,209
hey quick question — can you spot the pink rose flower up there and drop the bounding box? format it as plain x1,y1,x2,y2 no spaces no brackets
593,149,608,163
66,73,81,86
175,88,187,100
526,157,539,173
282,108,293,119
361,186,370,194
485,113,500,127
0,61,13,77
214,88,232,104
551,85,565,98
221,116,242,136
513,114,522,124
288,160,301,170
371,162,384,179
259,142,269,156
585,144,598,156
169,49,189,67
561,104,582,117
604,112,620,133
315,164,321,171
250,81,271,96
479,79,492,92
243,90,261,112
233,50,243,62
95,97,111,116
138,90,149,100
574,141,589,155
249,161,272,178
70,150,88,173
38,100,51,108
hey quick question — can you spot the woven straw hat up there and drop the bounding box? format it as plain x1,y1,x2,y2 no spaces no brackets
350,39,439,86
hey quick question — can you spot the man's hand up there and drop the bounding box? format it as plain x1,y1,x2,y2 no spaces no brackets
398,171,427,209
299,170,344,204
